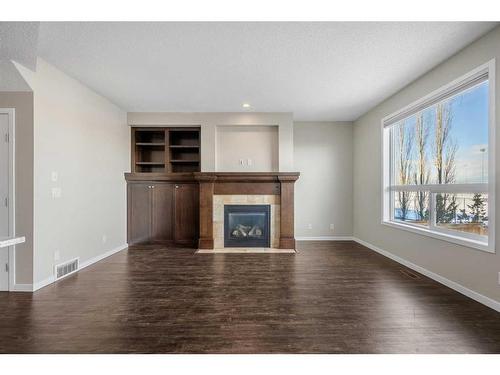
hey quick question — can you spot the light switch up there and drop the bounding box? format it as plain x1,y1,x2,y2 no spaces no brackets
239,159,245,166
247,158,252,166
51,171,58,182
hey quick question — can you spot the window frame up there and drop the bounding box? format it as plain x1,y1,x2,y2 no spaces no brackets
381,60,496,253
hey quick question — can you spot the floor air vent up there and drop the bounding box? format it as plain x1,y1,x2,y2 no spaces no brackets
55,258,79,280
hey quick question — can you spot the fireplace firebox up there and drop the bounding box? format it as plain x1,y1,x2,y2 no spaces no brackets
224,205,271,247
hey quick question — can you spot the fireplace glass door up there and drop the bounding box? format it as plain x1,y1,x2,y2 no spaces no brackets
224,205,271,247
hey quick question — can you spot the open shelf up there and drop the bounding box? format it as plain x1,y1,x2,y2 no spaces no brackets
131,127,200,173
136,142,166,146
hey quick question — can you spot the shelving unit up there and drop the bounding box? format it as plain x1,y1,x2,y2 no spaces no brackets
131,127,200,173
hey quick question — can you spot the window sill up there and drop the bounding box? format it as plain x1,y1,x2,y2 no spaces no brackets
381,220,494,253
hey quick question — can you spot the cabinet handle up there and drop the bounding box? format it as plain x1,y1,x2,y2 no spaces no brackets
151,185,155,189
175,185,179,189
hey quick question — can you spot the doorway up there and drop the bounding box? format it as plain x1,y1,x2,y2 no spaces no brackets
0,109,14,291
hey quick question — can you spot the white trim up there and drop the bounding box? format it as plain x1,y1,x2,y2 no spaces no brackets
79,244,127,270
32,244,128,292
381,60,496,253
33,275,55,291
352,237,500,313
0,236,25,248
0,108,16,291
296,236,354,241
389,183,488,193
10,283,33,292
382,62,491,127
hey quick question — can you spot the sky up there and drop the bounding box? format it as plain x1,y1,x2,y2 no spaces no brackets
392,80,489,185
451,81,489,183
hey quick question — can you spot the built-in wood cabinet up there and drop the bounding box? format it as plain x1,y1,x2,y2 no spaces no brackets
151,183,174,242
174,183,199,243
127,180,199,246
128,183,152,244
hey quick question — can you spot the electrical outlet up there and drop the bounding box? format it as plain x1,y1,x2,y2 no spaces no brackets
54,251,60,261
247,158,252,166
330,224,335,231
51,187,62,199
308,224,313,230
102,235,107,244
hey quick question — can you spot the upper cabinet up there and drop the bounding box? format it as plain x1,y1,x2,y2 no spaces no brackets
131,127,201,173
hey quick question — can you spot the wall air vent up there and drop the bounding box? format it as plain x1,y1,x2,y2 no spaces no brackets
55,258,79,280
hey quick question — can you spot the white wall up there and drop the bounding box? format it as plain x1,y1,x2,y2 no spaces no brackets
127,112,294,172
353,26,500,304
294,122,353,238
16,58,129,286
216,125,278,172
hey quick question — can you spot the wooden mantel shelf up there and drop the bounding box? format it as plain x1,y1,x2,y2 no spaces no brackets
125,171,300,182
194,172,300,182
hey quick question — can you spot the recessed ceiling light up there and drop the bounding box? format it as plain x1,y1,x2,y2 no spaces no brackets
242,103,251,109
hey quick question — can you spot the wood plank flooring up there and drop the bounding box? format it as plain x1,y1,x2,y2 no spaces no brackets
1,241,500,353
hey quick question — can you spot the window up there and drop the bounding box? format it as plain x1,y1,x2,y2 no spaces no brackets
382,61,495,252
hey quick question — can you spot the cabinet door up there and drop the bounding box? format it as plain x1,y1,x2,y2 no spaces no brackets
174,183,199,243
128,183,152,245
151,183,174,242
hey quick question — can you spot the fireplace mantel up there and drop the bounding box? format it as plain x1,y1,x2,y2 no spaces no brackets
194,172,300,250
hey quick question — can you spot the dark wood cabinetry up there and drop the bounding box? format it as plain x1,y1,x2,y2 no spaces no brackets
131,127,200,173
174,183,199,243
127,179,198,247
151,183,174,242
127,183,152,244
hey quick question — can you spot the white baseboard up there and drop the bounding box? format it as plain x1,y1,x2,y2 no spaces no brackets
79,244,127,270
352,237,500,313
33,275,55,291
10,283,33,292
32,244,128,292
296,236,354,241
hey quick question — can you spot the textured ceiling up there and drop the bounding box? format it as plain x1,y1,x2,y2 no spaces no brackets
0,22,39,70
36,22,497,121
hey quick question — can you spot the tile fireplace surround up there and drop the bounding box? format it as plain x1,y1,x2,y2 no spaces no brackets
194,172,300,250
214,195,280,249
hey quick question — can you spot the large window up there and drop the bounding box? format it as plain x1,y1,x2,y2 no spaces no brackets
382,61,495,252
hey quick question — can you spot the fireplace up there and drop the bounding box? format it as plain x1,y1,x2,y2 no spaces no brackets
224,205,271,247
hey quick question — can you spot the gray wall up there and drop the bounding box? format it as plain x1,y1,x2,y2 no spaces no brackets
294,121,353,238
16,58,129,286
353,26,500,303
216,125,279,172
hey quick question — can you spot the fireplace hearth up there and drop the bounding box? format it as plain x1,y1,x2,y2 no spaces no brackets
224,205,271,247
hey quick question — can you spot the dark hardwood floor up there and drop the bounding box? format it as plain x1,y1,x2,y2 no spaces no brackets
1,241,500,353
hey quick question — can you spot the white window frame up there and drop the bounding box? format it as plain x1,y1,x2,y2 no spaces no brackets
381,60,496,253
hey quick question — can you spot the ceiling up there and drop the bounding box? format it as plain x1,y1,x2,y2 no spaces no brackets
0,22,39,70
35,22,497,121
